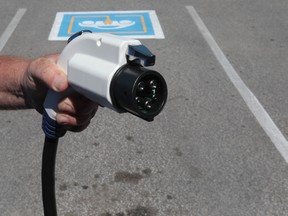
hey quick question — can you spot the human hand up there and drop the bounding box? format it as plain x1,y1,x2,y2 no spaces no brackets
21,54,98,132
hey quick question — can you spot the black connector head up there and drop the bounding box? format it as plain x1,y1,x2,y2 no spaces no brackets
110,64,167,121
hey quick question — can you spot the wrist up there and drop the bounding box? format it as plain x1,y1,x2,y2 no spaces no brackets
0,56,31,109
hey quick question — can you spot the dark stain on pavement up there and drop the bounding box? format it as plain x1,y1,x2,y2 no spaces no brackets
59,183,68,191
114,168,153,184
142,168,152,177
127,206,158,216
114,171,144,184
189,165,203,178
101,206,157,216
125,135,135,142
173,147,183,157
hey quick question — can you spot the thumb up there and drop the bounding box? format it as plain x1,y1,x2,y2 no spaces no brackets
29,54,68,92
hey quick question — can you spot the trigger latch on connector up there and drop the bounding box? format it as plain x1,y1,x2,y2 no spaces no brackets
128,45,155,66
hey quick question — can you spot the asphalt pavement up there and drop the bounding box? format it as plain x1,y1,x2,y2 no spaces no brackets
1,0,288,215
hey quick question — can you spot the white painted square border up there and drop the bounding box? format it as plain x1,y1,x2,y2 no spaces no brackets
48,10,165,41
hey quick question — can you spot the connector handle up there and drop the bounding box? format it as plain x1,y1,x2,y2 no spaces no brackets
42,88,73,139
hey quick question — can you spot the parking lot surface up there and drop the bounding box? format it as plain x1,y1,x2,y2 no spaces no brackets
1,0,288,215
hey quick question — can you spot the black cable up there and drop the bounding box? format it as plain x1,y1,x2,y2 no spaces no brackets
41,136,59,216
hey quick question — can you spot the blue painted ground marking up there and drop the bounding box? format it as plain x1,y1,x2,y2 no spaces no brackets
49,10,164,40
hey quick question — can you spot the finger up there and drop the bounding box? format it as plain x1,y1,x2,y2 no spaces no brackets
58,94,98,115
56,107,97,129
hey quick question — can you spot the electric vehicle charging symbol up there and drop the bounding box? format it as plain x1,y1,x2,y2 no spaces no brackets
49,11,165,40
79,16,136,30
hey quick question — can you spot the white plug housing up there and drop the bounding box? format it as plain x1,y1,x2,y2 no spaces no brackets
58,33,141,110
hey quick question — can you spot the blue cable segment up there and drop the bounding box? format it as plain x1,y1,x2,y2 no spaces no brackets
42,110,66,139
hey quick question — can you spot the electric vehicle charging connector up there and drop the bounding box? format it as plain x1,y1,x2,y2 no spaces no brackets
42,32,167,139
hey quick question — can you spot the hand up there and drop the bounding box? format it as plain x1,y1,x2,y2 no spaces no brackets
21,54,98,132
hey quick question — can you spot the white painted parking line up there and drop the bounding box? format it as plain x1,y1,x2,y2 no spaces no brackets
186,5,288,163
0,8,27,53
